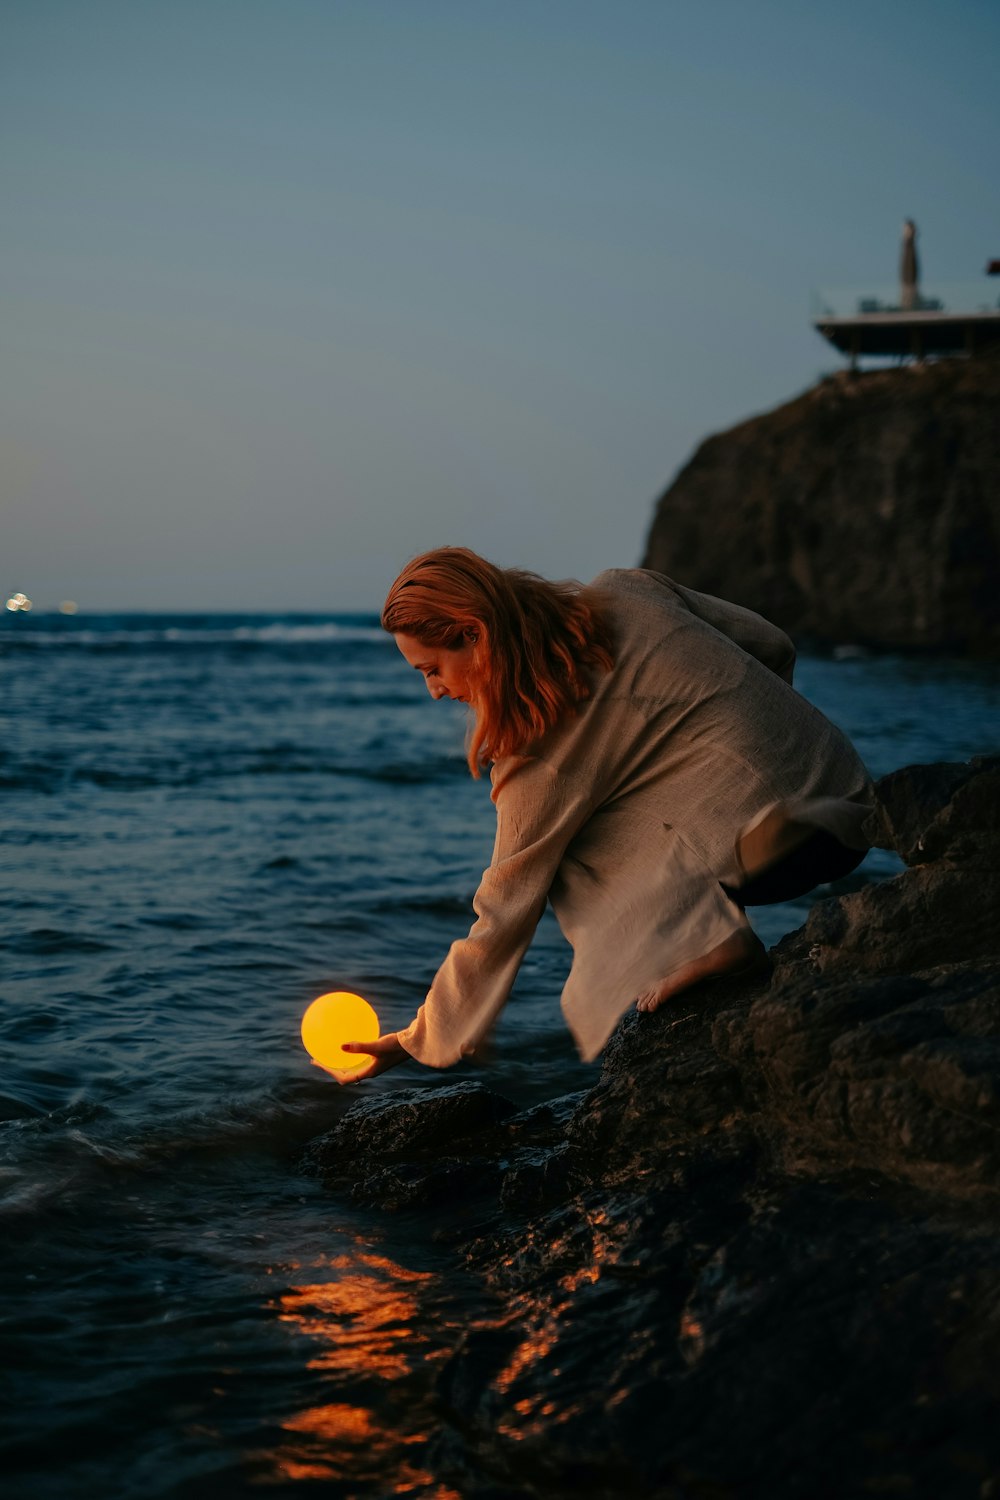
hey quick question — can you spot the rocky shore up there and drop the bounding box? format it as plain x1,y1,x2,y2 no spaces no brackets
302,756,1000,1499
642,354,1000,654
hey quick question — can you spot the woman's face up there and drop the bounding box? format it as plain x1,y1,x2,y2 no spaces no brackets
394,631,478,704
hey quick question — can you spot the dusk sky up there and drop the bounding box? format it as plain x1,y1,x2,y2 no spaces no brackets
4,0,998,611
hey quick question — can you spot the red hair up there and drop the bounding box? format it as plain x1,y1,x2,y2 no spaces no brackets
381,547,614,777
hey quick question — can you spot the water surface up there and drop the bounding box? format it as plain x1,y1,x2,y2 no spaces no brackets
2,612,997,1496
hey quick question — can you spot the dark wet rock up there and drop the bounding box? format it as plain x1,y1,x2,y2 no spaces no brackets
499,1090,583,1146
717,964,1000,1189
641,355,1000,654
301,757,1000,1496
771,756,1000,982
300,1082,590,1214
774,862,1000,977
311,1079,517,1160
301,1081,517,1209
870,753,1000,867
498,1143,573,1214
440,1182,1000,1500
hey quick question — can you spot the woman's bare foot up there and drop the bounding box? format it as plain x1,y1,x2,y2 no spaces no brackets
635,928,768,1015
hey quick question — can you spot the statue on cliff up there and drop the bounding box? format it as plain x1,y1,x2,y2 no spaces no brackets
900,218,919,310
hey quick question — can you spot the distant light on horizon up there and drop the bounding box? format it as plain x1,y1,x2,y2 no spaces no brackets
59,601,79,614
5,593,32,613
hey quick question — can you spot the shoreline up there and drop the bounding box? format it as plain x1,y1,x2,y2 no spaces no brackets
305,754,1000,1497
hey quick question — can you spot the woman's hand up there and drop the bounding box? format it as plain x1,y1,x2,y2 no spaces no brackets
312,1032,410,1085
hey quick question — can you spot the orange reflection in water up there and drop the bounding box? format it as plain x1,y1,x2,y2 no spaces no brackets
493,1208,622,1441
283,1402,377,1443
278,1264,424,1381
259,1243,460,1496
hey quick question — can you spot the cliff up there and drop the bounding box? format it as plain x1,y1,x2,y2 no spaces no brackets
641,355,1000,653
303,756,1000,1498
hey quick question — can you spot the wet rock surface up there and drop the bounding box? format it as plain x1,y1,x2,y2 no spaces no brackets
301,1079,520,1211
301,757,1000,1498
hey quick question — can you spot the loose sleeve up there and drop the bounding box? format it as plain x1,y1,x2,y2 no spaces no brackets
397,759,591,1067
643,572,797,684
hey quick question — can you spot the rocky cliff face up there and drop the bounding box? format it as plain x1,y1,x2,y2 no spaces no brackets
303,756,1000,1499
641,355,1000,653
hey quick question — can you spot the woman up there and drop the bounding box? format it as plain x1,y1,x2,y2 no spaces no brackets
340,547,873,1081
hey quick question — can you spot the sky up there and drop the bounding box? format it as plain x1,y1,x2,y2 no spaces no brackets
3,0,998,612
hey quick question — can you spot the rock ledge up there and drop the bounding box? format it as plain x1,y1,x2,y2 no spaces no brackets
303,757,1000,1499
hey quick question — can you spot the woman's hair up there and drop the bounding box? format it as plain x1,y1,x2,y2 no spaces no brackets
382,547,614,776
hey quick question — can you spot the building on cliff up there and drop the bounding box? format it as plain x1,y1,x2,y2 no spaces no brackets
812,220,1000,364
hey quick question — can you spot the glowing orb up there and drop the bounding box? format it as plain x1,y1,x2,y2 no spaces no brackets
301,991,380,1073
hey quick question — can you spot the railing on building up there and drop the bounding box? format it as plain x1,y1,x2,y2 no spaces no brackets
812,283,1000,320
811,280,1000,362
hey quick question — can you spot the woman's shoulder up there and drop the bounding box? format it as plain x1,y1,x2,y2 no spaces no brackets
589,566,667,591
587,567,688,607
489,750,573,809
586,569,694,638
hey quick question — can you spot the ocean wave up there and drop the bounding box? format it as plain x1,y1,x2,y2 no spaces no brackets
4,928,116,957
374,894,473,918
0,619,387,649
333,757,466,785
231,622,385,644
0,749,463,795
0,1080,352,1220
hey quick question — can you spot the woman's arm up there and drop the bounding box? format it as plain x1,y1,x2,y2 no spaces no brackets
395,759,592,1068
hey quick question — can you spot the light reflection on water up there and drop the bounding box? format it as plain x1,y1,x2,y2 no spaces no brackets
278,1251,432,1379
2,617,997,1496
483,1207,622,1443
265,1244,462,1496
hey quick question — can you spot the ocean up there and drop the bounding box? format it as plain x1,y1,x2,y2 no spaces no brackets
2,611,998,1498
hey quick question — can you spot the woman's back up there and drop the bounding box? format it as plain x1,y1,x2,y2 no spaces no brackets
510,568,872,881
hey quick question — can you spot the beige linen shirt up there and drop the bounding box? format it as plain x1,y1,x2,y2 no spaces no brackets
397,569,873,1066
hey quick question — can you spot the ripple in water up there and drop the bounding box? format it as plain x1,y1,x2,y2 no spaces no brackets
1,613,997,1495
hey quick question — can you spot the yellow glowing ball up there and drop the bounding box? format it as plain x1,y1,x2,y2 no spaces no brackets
301,991,380,1073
